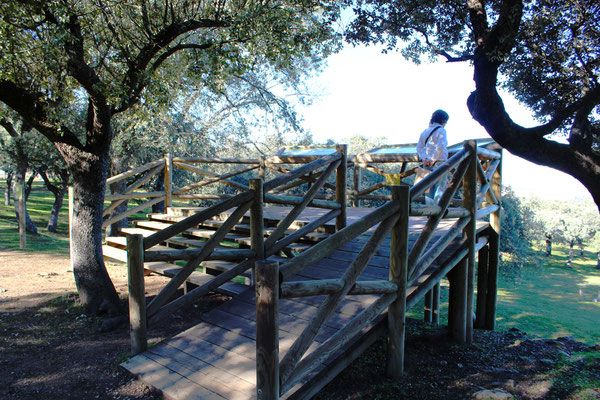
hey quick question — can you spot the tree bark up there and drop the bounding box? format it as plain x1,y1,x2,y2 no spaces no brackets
13,167,37,234
4,169,13,206
545,235,552,257
567,240,574,268
47,184,67,233
56,111,121,316
151,171,166,214
596,252,599,270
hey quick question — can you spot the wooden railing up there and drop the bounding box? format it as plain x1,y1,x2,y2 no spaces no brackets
125,149,349,355
102,155,261,229
254,140,503,399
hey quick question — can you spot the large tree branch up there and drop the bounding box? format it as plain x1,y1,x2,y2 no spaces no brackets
115,18,230,114
0,80,84,149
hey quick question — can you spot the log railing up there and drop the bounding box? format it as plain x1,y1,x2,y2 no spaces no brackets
102,155,261,229
255,140,503,399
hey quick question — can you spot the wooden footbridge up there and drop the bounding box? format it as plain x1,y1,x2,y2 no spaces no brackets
100,140,502,399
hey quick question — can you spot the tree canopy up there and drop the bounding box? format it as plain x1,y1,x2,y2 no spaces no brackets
0,0,340,316
345,0,600,211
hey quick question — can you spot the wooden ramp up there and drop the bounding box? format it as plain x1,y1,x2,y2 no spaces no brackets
122,217,486,399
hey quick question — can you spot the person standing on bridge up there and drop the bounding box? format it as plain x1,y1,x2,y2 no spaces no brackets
416,109,449,204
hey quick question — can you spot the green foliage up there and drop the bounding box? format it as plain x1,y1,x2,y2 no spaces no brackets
524,197,599,249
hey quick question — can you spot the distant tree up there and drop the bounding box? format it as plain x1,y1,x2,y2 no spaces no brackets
0,114,38,234
499,187,537,265
345,0,600,212
529,199,599,267
0,1,340,315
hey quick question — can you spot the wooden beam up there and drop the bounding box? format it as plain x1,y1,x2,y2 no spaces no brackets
263,152,341,193
174,161,249,191
335,144,347,231
475,244,489,329
279,200,399,280
143,191,253,249
101,196,165,229
127,234,147,355
410,147,470,200
264,193,341,210
279,212,397,387
164,153,173,208
106,159,165,185
250,179,265,261
387,185,410,378
463,141,478,344
172,157,259,164
255,260,280,400
173,165,258,195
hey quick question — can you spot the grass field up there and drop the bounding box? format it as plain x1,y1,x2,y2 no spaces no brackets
2,181,599,344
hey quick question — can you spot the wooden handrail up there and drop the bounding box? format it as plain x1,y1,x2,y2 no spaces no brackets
279,200,400,281
263,152,342,192
410,147,471,200
264,193,341,210
143,191,253,250
144,248,256,262
106,159,165,185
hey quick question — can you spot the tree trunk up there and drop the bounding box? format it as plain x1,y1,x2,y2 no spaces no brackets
596,252,599,270
567,240,574,268
13,167,38,234
151,171,166,214
545,236,552,257
56,109,121,316
4,169,13,206
47,184,67,233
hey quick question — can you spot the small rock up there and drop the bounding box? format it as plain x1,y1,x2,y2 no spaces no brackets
457,363,464,368
440,360,448,365
472,388,514,400
0,288,7,293
518,355,535,363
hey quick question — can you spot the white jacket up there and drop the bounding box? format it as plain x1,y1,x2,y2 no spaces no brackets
416,123,448,162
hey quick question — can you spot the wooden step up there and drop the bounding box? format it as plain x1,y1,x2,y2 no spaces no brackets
103,242,171,262
142,262,246,296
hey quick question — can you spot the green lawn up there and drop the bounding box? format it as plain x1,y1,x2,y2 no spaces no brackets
496,247,600,344
0,182,70,253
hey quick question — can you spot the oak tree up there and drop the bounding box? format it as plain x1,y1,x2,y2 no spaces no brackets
0,1,339,315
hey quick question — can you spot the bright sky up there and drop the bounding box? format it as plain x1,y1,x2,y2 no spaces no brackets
298,45,592,202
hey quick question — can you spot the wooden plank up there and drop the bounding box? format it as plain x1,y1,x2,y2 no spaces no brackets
122,354,221,400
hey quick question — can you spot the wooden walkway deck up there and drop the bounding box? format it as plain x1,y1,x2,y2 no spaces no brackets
121,206,488,400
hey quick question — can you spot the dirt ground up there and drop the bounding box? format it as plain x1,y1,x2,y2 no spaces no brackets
1,248,599,400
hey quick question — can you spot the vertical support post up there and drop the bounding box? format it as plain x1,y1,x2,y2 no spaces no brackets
486,149,502,330
68,186,74,271
335,144,347,231
424,289,433,323
352,159,361,207
432,282,440,325
250,179,265,285
164,153,173,209
127,234,147,355
463,141,477,343
449,258,468,343
16,176,26,248
475,244,489,329
259,156,266,180
256,260,280,400
387,185,409,378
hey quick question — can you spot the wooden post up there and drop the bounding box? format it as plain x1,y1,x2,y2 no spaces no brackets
387,185,409,378
485,150,502,330
462,141,477,343
335,144,347,231
259,156,266,180
432,282,440,325
164,153,173,210
352,160,361,207
475,244,489,329
449,258,468,343
250,179,265,285
424,289,433,323
127,234,147,355
256,260,280,400
68,186,74,271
